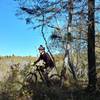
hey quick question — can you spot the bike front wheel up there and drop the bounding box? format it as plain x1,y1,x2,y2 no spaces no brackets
24,72,37,85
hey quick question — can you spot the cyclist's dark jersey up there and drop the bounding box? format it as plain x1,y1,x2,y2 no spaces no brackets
35,52,54,68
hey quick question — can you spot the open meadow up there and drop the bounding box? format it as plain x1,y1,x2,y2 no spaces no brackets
0,55,100,100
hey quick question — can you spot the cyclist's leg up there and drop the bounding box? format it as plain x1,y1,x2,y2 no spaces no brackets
43,67,49,79
48,67,57,78
43,67,52,86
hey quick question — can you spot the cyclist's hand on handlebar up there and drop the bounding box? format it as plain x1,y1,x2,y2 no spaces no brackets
30,62,36,66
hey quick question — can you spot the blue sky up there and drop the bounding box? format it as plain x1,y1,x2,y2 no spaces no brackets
0,0,47,56
1,0,99,56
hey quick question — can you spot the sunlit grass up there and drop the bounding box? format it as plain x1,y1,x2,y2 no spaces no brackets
0,54,100,100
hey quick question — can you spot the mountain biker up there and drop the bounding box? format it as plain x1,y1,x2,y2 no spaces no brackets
34,45,55,84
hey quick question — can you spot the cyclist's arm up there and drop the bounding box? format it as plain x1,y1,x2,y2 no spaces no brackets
34,56,41,64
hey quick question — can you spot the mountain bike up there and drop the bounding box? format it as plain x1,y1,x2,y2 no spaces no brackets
19,65,62,95
25,65,61,86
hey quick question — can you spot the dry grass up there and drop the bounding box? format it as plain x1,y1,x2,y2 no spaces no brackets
0,54,100,100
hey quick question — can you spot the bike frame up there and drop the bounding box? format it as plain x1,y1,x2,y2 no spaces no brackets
35,65,48,84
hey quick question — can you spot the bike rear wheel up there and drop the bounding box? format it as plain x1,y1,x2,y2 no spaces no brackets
49,74,61,87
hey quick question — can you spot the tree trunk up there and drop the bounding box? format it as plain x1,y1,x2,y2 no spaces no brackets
63,0,77,80
87,0,96,91
64,43,77,80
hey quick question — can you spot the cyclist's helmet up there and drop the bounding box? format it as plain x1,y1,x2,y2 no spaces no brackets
38,45,45,50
